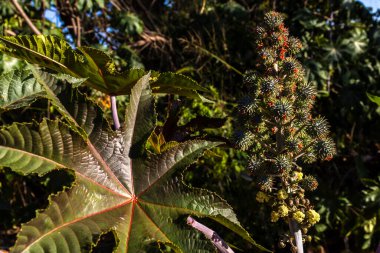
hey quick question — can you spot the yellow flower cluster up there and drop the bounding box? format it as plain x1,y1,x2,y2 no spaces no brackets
292,210,305,223
271,211,279,222
277,189,288,200
278,205,289,217
293,171,303,181
256,191,270,203
306,209,320,225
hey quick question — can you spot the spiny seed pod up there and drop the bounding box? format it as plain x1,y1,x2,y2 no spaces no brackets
294,110,311,123
272,98,293,120
263,11,284,28
307,117,330,138
297,83,316,101
258,176,275,192
256,26,267,38
234,130,254,151
302,175,319,191
259,48,277,65
243,71,258,86
247,157,265,174
288,37,303,54
238,96,258,116
286,138,300,152
301,152,317,164
273,155,291,174
261,77,278,96
314,138,336,160
282,58,301,74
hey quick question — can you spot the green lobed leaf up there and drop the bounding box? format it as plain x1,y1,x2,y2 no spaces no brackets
0,35,209,100
367,92,380,106
0,68,45,110
0,73,266,252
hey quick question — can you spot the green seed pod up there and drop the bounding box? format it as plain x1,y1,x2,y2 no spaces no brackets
285,138,300,153
256,26,267,38
264,11,284,28
288,37,303,54
272,155,291,174
314,138,336,160
243,71,258,86
261,77,279,96
233,130,254,151
272,98,293,120
247,157,265,174
282,58,302,75
307,117,330,138
302,175,319,191
297,83,316,101
257,176,275,192
259,48,277,65
294,109,310,123
301,152,317,164
238,96,258,116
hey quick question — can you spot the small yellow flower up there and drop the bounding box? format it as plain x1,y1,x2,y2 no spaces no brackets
277,189,288,200
306,210,320,225
293,171,303,181
256,191,270,203
293,211,305,223
271,211,279,222
278,205,289,217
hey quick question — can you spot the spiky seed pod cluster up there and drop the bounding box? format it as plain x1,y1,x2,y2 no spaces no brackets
233,11,336,245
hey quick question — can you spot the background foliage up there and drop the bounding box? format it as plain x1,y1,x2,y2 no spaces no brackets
0,0,379,252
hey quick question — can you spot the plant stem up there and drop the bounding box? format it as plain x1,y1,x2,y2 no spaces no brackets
187,216,234,253
10,0,42,35
288,219,304,253
111,96,120,130
191,44,243,76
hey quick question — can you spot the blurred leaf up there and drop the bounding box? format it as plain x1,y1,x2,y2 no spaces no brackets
367,93,380,106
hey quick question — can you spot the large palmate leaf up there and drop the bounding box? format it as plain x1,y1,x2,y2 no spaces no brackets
0,73,266,252
0,35,209,101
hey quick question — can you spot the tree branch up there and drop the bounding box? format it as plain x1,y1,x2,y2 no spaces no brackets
10,0,42,35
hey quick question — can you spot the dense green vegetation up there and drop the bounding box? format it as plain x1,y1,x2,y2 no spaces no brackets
0,1,379,252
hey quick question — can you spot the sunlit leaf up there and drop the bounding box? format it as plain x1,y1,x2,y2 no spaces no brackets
0,35,209,100
0,73,266,253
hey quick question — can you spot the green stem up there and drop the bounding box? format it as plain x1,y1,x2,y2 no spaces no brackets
192,44,243,76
